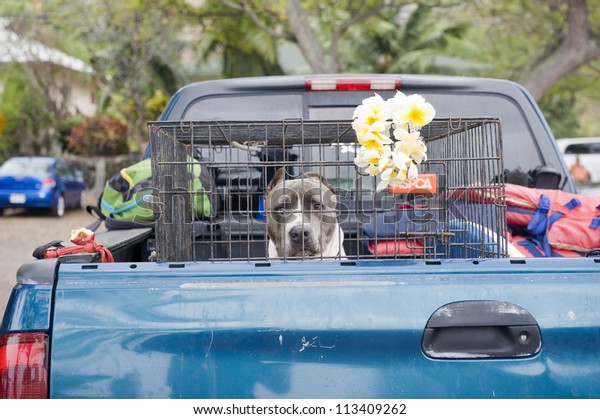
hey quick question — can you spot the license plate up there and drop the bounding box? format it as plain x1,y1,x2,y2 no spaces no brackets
9,193,26,204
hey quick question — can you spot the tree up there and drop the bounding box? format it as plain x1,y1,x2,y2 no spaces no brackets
464,0,600,101
192,0,284,78
517,0,600,101
0,12,95,157
341,4,468,74
0,62,64,156
47,0,191,147
216,0,448,74
214,0,600,107
440,0,600,136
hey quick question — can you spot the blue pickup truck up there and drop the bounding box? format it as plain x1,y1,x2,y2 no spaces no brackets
2,74,599,399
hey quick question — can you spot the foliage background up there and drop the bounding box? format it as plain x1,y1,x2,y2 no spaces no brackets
1,0,599,162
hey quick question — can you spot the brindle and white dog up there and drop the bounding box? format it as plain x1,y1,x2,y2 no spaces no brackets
265,168,346,259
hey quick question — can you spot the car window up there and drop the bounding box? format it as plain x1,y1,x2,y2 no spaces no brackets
55,162,75,177
565,143,600,154
0,159,51,175
184,94,303,121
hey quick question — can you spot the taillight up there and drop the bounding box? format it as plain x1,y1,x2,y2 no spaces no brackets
0,332,48,399
42,178,56,187
305,77,402,91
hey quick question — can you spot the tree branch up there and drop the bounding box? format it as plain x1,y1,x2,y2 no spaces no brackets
285,0,336,73
519,0,600,101
220,0,294,41
330,0,397,66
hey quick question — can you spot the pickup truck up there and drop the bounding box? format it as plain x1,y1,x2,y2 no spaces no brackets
2,74,599,399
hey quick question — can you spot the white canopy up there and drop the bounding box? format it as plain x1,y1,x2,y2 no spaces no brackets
0,18,92,74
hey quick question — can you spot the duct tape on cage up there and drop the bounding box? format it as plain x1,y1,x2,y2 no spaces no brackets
389,174,437,194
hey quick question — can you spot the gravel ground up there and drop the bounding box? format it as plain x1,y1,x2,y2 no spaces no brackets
0,207,100,317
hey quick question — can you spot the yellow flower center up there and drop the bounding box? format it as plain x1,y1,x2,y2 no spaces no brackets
407,108,426,126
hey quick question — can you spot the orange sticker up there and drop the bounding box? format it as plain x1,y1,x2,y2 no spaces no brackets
388,174,437,194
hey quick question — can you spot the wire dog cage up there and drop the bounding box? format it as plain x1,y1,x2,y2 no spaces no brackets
148,118,507,262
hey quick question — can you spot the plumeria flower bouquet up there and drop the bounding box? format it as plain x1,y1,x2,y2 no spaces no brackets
352,92,435,191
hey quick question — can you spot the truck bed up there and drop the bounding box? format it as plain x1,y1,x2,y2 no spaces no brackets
48,257,600,398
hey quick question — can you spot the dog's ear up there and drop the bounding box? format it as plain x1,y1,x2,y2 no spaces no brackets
267,167,286,192
304,172,331,189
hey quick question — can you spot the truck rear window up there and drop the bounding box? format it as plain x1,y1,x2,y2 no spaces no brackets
183,94,303,121
181,91,542,172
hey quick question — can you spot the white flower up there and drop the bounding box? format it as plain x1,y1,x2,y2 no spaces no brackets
376,148,413,191
391,94,436,128
354,146,381,167
355,146,391,176
391,147,412,168
352,94,392,153
352,118,388,139
393,128,428,164
377,168,403,191
352,93,392,139
407,161,418,179
352,91,435,191
352,93,392,123
392,127,421,143
355,129,392,151
387,91,408,118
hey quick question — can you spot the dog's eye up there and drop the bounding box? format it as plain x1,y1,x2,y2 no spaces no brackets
313,202,322,211
274,205,287,214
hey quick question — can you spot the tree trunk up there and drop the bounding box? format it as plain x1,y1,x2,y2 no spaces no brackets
286,0,338,73
518,0,600,101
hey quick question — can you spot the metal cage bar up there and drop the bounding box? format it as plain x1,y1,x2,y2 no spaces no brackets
148,118,506,262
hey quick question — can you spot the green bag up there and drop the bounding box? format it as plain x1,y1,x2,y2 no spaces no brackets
100,158,216,223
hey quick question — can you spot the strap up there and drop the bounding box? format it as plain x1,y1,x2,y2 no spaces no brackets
517,238,545,258
122,178,152,202
32,240,64,259
586,249,600,257
526,195,583,257
42,241,114,263
563,198,581,211
85,204,106,232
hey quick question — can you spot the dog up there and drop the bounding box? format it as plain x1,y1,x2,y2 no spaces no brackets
265,168,346,259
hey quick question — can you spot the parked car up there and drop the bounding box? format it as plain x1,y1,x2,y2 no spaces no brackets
557,137,600,179
0,156,86,217
557,137,600,196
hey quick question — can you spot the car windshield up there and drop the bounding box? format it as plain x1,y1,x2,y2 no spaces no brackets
0,159,52,176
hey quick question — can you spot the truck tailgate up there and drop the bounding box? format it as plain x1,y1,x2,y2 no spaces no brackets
50,258,600,398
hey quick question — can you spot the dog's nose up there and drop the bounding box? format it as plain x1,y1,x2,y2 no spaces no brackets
289,225,311,243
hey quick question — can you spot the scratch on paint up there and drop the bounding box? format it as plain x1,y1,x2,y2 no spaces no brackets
279,334,283,346
319,343,336,349
205,330,214,358
300,336,317,352
299,336,335,352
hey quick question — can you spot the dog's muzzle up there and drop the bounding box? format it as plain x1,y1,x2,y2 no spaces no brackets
288,224,319,256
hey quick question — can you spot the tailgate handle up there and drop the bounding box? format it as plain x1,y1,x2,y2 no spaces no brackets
422,300,542,359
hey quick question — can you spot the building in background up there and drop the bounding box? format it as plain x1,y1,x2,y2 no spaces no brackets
0,18,97,117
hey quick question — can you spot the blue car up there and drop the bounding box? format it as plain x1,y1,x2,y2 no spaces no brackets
0,156,86,217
